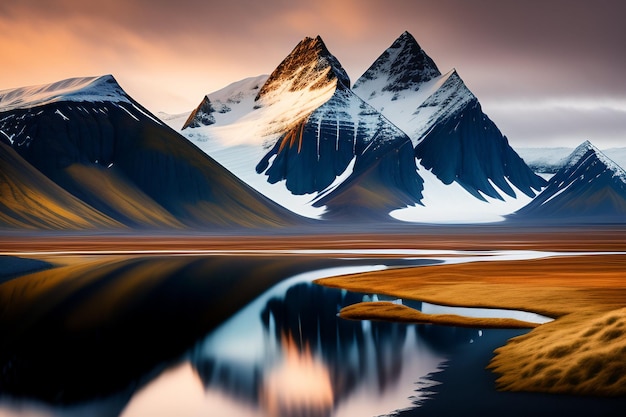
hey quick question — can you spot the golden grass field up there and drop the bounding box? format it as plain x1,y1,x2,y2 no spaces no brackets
317,253,626,396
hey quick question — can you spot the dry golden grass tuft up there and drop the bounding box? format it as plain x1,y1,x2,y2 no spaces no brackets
316,254,626,396
340,301,539,329
489,308,626,396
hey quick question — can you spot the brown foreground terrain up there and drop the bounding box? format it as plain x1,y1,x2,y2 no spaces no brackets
1,224,626,253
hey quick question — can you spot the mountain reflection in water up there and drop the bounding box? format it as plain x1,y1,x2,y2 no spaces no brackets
192,281,448,417
0,254,448,417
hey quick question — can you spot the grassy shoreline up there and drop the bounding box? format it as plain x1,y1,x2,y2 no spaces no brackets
316,254,626,396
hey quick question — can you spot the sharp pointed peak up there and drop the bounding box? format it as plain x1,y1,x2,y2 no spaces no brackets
576,139,595,150
569,140,599,159
353,31,440,92
565,140,626,177
256,35,350,101
396,30,417,43
298,35,324,47
182,94,216,129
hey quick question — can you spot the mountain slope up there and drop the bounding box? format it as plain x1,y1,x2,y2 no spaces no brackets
0,141,122,230
514,141,626,222
353,32,546,205
517,147,626,175
0,75,300,229
177,36,424,220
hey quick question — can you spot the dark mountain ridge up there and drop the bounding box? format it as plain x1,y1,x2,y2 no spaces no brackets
514,141,626,222
0,75,301,229
353,32,547,202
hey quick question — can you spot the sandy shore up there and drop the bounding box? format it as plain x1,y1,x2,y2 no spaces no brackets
2,224,626,253
317,254,626,396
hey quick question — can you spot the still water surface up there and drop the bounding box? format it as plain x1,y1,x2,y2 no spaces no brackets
0,252,624,417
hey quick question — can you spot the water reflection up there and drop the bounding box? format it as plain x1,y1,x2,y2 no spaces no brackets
0,255,444,417
0,255,355,404
4,253,620,417
192,281,445,417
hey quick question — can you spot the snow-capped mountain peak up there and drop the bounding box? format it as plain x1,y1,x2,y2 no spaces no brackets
564,140,626,181
0,75,130,112
410,69,475,144
514,140,626,221
353,31,441,99
255,36,350,106
181,75,268,130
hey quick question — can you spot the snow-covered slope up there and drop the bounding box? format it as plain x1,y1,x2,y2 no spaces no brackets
0,75,301,229
354,32,546,203
176,36,424,220
0,75,131,112
391,161,534,223
514,141,626,222
517,147,626,174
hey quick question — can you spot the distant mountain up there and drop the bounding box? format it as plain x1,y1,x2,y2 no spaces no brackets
0,75,300,229
517,147,626,174
353,32,546,208
176,36,424,220
515,147,573,174
514,141,626,222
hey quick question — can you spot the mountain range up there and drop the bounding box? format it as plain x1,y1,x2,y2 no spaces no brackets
0,76,301,230
171,32,547,223
1,32,624,229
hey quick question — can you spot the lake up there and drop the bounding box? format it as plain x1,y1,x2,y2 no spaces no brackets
0,252,624,416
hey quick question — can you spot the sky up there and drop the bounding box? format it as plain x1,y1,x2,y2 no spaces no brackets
1,0,625,148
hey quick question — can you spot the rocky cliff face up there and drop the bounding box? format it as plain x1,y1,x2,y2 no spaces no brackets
250,35,424,219
182,95,216,129
255,36,351,102
353,32,546,202
353,31,441,96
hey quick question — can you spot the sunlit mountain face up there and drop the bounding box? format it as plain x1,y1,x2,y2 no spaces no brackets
0,75,302,230
178,36,424,221
174,32,548,224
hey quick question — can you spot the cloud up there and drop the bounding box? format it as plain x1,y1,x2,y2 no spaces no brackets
486,102,626,148
1,0,625,147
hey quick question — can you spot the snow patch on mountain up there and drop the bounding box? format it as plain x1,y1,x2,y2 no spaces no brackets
178,136,327,219
565,141,626,182
0,75,130,112
513,140,626,221
390,159,533,223
355,67,475,148
517,146,626,174
176,68,339,150
353,31,440,96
